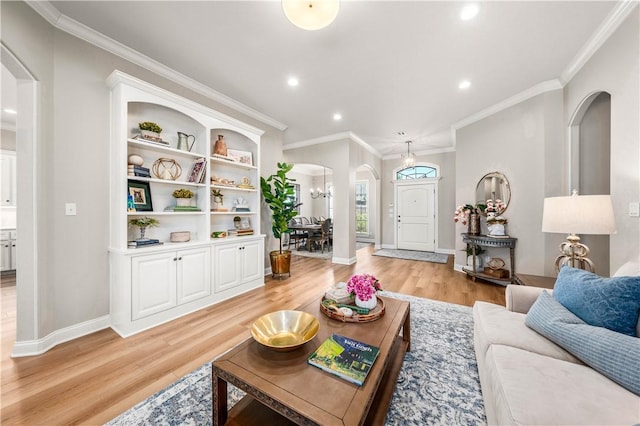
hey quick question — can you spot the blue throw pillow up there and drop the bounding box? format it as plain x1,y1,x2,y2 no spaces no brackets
526,291,640,396
553,266,640,336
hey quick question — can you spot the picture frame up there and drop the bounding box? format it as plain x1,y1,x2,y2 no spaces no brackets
127,180,153,211
188,157,207,183
227,149,253,166
240,217,251,230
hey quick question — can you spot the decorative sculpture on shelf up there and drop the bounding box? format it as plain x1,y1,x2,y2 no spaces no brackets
152,158,181,180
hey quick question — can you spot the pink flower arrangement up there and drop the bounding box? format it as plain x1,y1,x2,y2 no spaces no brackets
485,199,505,215
453,203,486,225
346,274,382,302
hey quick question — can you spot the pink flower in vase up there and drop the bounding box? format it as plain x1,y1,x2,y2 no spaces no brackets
346,274,382,302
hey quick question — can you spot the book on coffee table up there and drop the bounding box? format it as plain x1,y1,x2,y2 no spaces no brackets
307,334,380,386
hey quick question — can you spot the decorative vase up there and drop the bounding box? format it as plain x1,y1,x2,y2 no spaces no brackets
467,255,483,272
214,134,228,156
138,226,147,240
355,294,378,310
468,213,481,235
176,198,191,207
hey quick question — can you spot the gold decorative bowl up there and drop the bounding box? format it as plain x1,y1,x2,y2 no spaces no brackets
250,310,320,352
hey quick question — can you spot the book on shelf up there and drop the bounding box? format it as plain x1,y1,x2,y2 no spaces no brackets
164,205,201,212
131,135,170,146
307,334,380,386
128,171,152,177
128,239,162,247
237,230,254,236
211,153,234,162
128,165,150,172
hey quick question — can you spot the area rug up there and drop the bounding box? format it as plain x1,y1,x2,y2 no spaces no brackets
291,249,332,260
373,249,449,264
106,292,485,426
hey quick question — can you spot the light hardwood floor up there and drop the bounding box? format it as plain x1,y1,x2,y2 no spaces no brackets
0,246,505,425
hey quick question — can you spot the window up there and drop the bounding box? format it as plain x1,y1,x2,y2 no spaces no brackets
396,165,438,180
355,181,368,234
287,183,301,214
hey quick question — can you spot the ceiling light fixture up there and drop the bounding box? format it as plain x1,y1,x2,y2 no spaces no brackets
459,80,471,90
282,0,340,31
402,141,416,168
310,167,332,199
3,108,17,115
460,3,480,21
333,113,342,121
287,77,299,87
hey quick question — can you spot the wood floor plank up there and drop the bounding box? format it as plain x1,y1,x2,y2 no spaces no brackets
0,246,505,425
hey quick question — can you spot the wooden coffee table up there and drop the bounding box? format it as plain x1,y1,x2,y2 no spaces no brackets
212,295,410,425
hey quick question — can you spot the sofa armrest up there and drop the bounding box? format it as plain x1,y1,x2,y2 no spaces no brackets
506,285,551,313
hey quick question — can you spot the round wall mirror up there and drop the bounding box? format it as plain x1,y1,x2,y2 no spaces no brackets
475,172,511,215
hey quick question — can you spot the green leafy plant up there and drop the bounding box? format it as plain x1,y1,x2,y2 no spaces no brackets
128,217,159,228
464,244,486,256
138,121,162,133
260,162,299,254
172,188,194,198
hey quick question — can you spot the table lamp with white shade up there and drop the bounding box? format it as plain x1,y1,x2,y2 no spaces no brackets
541,190,616,273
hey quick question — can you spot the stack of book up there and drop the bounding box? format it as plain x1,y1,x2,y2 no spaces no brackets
128,239,163,248
128,165,151,177
236,228,254,236
164,205,202,212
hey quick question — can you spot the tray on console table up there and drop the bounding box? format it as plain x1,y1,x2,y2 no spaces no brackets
461,233,517,285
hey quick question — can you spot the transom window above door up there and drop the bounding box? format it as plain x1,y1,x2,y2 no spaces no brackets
396,165,438,180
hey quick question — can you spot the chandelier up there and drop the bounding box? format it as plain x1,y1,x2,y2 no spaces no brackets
310,167,332,199
282,0,340,31
402,141,416,168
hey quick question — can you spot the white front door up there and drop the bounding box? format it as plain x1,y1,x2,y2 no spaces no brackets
396,183,435,251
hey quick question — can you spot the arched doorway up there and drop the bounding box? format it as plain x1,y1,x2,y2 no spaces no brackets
568,91,612,275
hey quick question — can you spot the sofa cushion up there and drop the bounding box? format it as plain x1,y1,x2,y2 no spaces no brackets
553,266,640,336
473,301,581,364
485,344,640,425
526,291,640,396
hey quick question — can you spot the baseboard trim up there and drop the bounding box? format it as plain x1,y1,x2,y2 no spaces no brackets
332,256,357,265
436,248,456,255
11,315,111,357
453,263,465,273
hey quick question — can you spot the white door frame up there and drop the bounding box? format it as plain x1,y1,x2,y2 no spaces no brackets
393,177,440,250
2,43,40,351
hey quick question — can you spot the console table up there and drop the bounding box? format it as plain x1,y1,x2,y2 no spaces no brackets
461,233,517,285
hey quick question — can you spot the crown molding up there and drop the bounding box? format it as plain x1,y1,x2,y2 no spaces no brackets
451,79,562,134
560,0,638,85
284,131,382,158
25,1,288,132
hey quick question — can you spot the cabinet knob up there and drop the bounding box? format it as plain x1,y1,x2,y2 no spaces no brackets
178,257,182,260
173,257,177,261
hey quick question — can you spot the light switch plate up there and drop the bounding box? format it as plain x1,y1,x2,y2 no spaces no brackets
65,203,77,216
629,202,640,217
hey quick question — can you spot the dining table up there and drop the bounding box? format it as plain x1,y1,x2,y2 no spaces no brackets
288,223,322,252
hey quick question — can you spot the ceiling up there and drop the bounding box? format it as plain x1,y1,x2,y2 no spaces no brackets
48,1,617,156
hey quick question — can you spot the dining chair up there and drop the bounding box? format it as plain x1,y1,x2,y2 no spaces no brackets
287,219,308,250
301,217,310,225
308,218,332,253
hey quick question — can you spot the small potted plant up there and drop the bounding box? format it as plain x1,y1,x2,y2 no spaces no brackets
138,121,163,141
465,244,486,271
346,274,382,310
129,217,159,240
172,188,194,207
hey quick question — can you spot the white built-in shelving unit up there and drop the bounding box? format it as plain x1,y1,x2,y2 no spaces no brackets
107,70,264,337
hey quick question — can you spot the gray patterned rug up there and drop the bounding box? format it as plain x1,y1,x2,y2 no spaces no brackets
106,292,485,426
373,249,449,264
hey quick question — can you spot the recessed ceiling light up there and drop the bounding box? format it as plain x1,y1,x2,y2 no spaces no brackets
3,108,17,114
458,80,471,90
333,113,342,121
287,77,299,87
460,3,480,21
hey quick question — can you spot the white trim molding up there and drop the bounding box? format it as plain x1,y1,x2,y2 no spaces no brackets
332,256,357,265
283,131,382,158
26,1,287,132
11,315,111,358
560,0,639,85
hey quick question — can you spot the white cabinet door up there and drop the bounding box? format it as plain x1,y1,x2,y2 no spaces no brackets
0,153,16,206
132,252,177,320
0,240,10,271
213,243,241,292
241,239,263,283
176,247,211,304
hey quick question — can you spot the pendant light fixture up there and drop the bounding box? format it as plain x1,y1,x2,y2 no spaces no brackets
282,0,340,31
310,167,332,199
402,141,416,168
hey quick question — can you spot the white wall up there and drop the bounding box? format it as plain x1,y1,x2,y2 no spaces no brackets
456,91,564,274
3,1,284,341
563,8,639,272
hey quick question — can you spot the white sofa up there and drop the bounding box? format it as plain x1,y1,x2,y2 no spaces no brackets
473,284,640,425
